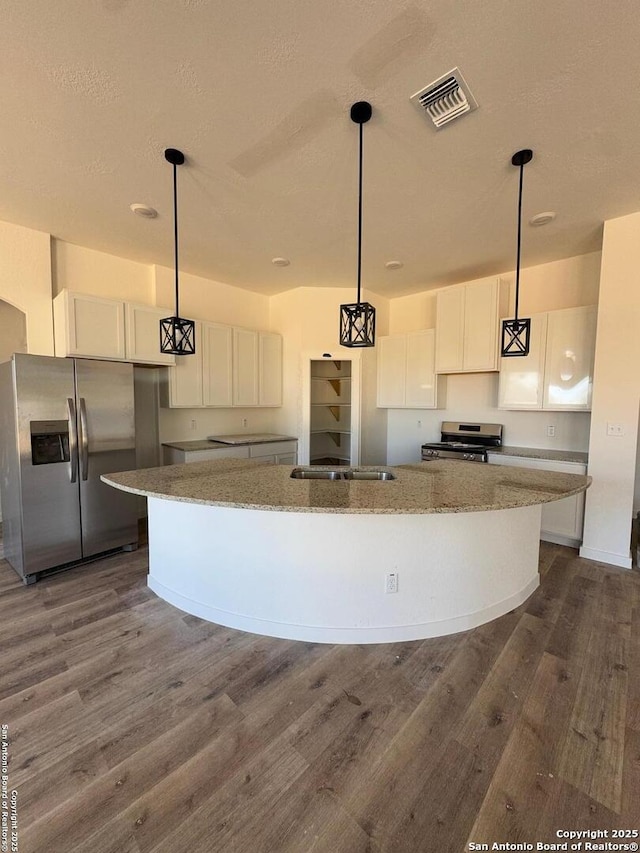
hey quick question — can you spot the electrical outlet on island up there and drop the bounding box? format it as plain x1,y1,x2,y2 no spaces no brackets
546,425,555,438
241,417,248,429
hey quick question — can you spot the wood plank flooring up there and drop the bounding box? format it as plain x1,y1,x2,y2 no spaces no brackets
0,539,639,852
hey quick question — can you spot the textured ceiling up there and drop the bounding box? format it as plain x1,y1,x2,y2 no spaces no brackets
1,1,639,297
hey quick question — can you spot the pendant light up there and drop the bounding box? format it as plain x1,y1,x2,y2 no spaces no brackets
501,148,533,358
340,101,376,348
160,148,196,355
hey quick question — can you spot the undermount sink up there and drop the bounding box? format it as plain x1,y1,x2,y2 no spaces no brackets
290,468,396,481
289,469,344,480
344,470,395,481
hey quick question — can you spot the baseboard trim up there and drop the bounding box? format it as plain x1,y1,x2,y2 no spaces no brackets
579,545,632,570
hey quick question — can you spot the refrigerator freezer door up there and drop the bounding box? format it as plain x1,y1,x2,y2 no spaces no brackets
13,354,83,574
75,360,138,556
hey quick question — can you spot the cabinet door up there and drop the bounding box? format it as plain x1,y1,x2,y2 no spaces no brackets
57,292,126,359
498,313,547,409
541,493,585,542
377,335,406,407
233,329,259,406
435,287,464,373
259,332,283,406
488,454,586,544
202,323,233,407
406,330,437,408
125,303,176,365
463,278,499,371
167,323,203,407
543,306,597,411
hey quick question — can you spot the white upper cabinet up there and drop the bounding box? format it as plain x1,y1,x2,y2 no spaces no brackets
202,322,233,407
125,303,176,365
498,305,597,411
377,329,442,409
233,328,259,407
54,290,175,365
377,335,407,408
166,322,204,408
259,332,283,407
497,313,547,409
543,306,597,411
162,324,282,409
435,277,508,373
54,290,126,360
435,287,465,372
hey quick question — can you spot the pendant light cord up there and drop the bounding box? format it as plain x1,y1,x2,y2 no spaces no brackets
172,161,180,319
356,119,364,306
514,160,524,322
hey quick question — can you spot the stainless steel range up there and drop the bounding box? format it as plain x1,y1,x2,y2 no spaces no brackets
421,421,503,463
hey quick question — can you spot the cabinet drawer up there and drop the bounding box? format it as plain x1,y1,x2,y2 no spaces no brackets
249,441,297,457
183,447,250,462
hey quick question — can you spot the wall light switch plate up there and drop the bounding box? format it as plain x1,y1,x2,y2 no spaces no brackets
607,422,625,437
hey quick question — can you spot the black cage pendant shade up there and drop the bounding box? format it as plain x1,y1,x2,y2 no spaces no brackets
501,149,533,357
160,148,196,356
340,101,376,348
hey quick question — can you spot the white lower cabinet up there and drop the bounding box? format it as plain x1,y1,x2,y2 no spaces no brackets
377,330,443,408
488,454,587,546
248,441,298,464
163,445,249,464
163,441,297,465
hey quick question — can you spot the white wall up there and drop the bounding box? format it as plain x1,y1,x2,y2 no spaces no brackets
52,241,154,303
0,220,53,356
0,300,27,364
269,286,389,464
581,214,640,569
386,253,601,464
153,265,270,328
388,252,601,334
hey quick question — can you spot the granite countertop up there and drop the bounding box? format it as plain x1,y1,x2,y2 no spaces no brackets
163,434,297,451
488,446,588,464
102,458,591,515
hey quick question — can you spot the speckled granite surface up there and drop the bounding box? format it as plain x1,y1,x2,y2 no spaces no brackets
102,458,591,515
488,446,588,464
163,435,297,451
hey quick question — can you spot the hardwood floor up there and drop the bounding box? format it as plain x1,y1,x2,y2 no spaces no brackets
0,540,638,852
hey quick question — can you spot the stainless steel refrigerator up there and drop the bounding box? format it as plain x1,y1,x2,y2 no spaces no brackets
0,353,139,584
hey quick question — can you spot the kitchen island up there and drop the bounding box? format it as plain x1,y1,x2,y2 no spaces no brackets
102,459,590,644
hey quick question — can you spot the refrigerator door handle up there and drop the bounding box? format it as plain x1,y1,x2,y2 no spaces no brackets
67,397,78,483
79,397,89,481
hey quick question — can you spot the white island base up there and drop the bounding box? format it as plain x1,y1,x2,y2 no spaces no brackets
147,497,542,644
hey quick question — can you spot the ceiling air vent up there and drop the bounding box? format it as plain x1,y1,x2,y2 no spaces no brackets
410,68,478,129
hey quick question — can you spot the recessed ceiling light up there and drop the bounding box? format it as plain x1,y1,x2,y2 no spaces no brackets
385,260,403,270
130,203,158,219
272,257,290,267
529,211,556,227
